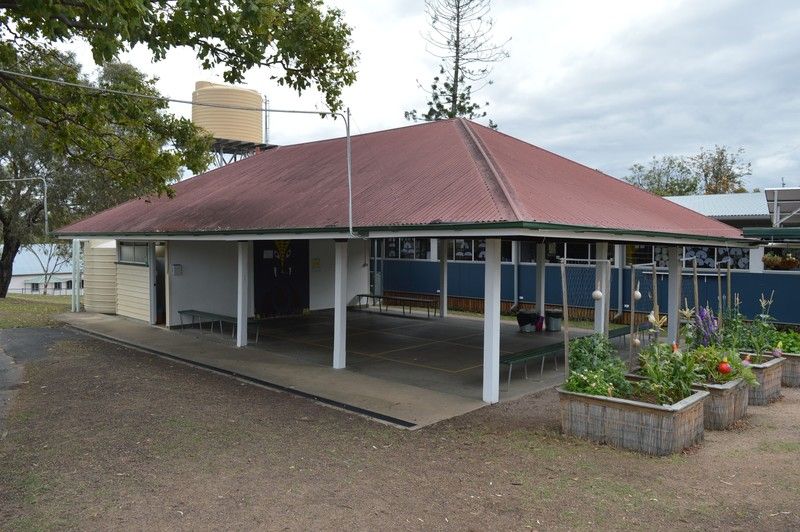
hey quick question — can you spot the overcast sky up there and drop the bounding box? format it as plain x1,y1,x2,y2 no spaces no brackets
69,0,800,190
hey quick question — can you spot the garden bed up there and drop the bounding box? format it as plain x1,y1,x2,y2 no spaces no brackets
691,378,749,430
780,352,800,387
557,386,709,456
741,353,784,405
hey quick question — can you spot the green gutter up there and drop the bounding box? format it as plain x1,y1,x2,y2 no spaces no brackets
743,227,800,241
56,220,753,245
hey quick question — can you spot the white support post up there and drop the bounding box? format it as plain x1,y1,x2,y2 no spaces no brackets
333,240,348,369
594,243,609,334
71,239,80,312
236,241,249,348
535,243,546,319
667,246,682,344
749,246,764,273
438,238,448,318
483,238,501,404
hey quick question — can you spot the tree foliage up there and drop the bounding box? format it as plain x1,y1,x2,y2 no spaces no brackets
0,56,213,297
625,156,699,197
0,0,357,111
625,146,751,196
690,146,751,194
405,0,507,127
0,1,357,193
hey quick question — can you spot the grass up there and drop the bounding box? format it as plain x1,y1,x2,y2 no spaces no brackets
2,334,800,530
0,294,70,328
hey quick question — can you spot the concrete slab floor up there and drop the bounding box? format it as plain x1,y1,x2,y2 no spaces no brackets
58,310,591,428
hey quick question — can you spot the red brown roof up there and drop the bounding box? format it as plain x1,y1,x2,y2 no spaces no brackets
58,118,743,240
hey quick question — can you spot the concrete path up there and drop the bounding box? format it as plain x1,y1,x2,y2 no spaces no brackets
59,313,488,428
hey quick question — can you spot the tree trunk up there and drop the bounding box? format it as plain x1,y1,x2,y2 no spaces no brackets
0,233,21,298
449,0,462,117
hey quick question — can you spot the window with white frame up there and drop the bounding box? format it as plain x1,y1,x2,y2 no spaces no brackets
118,241,149,265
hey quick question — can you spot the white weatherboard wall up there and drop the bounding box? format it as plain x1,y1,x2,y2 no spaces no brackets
84,239,117,313
309,239,369,310
167,241,249,326
116,263,151,321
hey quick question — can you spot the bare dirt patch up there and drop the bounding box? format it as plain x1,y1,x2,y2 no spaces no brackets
1,331,799,530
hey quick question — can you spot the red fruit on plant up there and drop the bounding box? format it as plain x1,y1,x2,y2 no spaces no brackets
718,359,732,374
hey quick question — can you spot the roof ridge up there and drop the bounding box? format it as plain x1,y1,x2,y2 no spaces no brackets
455,119,524,221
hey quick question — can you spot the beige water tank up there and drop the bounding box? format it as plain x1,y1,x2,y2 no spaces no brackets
192,81,263,144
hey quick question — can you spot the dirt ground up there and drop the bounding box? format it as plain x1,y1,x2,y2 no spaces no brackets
1,329,799,531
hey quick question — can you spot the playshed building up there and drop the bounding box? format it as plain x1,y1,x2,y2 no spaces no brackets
57,119,748,408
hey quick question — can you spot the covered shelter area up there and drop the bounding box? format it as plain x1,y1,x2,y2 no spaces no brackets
56,118,750,421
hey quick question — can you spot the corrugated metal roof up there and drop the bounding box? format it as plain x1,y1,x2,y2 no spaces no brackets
666,192,769,219
58,119,743,240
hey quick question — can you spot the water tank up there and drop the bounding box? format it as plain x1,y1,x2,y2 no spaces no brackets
191,81,263,144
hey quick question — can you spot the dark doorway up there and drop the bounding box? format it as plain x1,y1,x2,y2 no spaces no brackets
154,244,167,324
253,240,310,317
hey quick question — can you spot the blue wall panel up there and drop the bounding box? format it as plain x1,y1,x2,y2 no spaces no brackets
380,259,800,323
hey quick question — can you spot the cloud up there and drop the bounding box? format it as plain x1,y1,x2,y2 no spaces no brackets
61,0,800,190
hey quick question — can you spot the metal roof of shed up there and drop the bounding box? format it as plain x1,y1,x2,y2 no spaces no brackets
58,119,744,243
665,192,768,219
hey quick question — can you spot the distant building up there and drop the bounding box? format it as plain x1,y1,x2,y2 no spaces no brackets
665,192,770,230
4,245,81,295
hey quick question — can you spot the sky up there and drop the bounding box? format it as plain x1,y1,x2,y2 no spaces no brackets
68,0,800,190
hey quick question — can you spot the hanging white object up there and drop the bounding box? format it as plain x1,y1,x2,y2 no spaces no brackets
633,337,641,347
633,290,642,301
592,289,603,300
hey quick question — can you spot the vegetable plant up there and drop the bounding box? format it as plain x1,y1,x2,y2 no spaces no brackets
747,294,778,363
636,344,700,405
691,345,757,387
774,330,800,353
564,335,632,398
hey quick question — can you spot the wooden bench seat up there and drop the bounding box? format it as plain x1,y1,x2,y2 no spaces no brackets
356,294,438,318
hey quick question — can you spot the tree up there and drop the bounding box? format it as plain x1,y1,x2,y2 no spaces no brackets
625,146,751,196
0,0,357,190
624,156,700,196
405,0,508,126
690,146,751,194
23,242,70,295
0,56,212,297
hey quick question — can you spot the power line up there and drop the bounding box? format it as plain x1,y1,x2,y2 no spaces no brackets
0,67,357,237
0,68,336,117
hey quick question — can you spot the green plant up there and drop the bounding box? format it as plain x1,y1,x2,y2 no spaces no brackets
763,252,800,270
774,330,800,353
569,334,616,369
637,344,700,405
747,293,778,363
564,366,632,398
564,334,632,398
691,346,757,387
720,307,749,351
